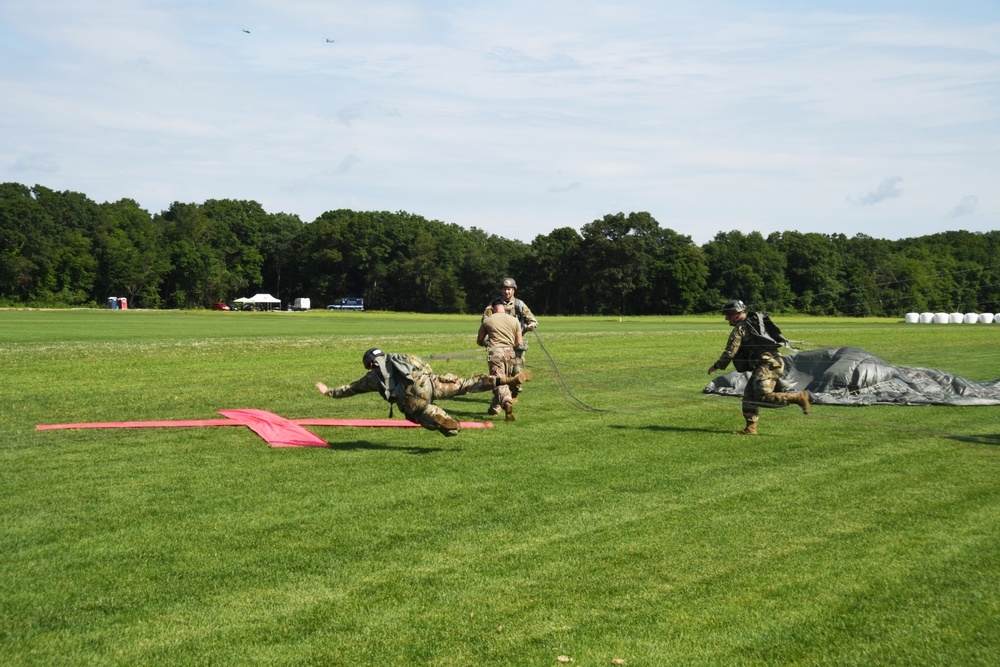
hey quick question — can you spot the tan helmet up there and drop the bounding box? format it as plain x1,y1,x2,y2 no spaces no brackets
502,277,517,289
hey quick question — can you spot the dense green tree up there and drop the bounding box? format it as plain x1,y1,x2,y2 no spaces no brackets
771,231,846,315
200,199,266,297
702,231,793,312
297,210,386,308
897,231,1000,313
646,228,708,315
0,183,47,301
519,227,585,315
93,199,171,308
831,234,893,316
0,185,98,305
579,213,657,315
260,212,305,301
3,181,1000,317
460,227,531,313
158,203,230,308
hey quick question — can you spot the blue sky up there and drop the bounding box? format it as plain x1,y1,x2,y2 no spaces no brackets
2,1,998,244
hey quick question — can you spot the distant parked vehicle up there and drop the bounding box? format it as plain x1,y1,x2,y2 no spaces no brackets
292,298,311,311
211,302,231,311
328,297,364,311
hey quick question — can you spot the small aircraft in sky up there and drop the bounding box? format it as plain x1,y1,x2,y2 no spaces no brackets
325,38,335,43
243,29,250,34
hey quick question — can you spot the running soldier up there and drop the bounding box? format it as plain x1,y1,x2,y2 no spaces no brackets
482,277,538,409
316,348,532,436
477,299,525,421
706,299,810,435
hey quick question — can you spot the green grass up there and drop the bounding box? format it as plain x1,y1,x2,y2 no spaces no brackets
2,309,998,665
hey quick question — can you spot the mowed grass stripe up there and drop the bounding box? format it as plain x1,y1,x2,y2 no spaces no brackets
1,309,998,665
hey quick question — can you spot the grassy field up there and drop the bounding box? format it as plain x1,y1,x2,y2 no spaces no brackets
2,309,998,666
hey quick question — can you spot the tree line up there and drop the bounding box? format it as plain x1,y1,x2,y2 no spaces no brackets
2,182,999,316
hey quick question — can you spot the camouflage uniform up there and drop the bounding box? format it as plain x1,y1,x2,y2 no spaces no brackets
325,353,496,436
482,296,537,383
712,313,805,431
478,310,522,413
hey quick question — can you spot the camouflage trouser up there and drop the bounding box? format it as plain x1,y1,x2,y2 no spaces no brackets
511,348,526,398
399,372,496,435
742,355,791,418
487,347,517,412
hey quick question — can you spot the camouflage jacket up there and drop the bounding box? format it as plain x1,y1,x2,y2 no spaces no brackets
482,298,537,351
714,313,783,373
331,353,430,404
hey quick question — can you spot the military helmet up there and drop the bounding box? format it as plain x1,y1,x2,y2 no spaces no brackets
502,277,517,289
721,299,746,315
362,347,384,369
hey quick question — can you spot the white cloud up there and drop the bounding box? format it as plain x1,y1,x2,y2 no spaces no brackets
337,154,362,173
948,194,978,218
849,176,904,206
0,1,998,243
548,181,582,194
12,153,59,173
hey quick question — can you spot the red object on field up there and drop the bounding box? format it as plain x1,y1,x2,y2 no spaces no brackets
217,409,329,447
36,409,494,447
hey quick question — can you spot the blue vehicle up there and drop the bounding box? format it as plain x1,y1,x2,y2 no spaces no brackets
327,297,364,311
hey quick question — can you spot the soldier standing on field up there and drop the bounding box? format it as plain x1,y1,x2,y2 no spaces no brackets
477,299,525,421
482,277,538,413
706,299,810,435
317,348,532,437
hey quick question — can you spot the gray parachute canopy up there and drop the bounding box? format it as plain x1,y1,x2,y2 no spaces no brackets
704,346,1000,406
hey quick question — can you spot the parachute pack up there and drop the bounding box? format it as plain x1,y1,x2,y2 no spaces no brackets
732,312,795,372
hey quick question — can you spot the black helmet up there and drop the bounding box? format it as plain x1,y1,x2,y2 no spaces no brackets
362,347,384,369
721,299,746,315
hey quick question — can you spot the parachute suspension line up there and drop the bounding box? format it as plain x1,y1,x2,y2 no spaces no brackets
532,331,714,413
531,330,636,413
422,349,487,362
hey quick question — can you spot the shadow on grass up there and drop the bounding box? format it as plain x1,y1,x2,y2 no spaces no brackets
321,439,456,455
427,396,495,421
608,424,725,435
944,433,1000,446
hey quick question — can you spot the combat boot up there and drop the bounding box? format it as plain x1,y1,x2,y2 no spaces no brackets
498,370,532,386
433,413,461,436
775,391,810,414
738,421,758,435
504,401,515,422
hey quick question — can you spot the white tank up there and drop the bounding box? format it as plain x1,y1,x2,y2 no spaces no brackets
919,312,935,323
934,313,950,324
904,313,919,323
949,312,964,323
979,313,994,324
964,313,979,324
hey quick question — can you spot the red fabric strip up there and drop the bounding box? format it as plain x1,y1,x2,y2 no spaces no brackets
217,409,329,448
36,420,237,430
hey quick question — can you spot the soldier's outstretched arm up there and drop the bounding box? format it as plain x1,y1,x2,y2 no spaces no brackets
316,373,375,398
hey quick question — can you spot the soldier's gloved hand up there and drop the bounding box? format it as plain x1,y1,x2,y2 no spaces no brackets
707,364,717,375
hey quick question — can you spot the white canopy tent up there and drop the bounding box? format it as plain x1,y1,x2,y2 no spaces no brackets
234,293,281,311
